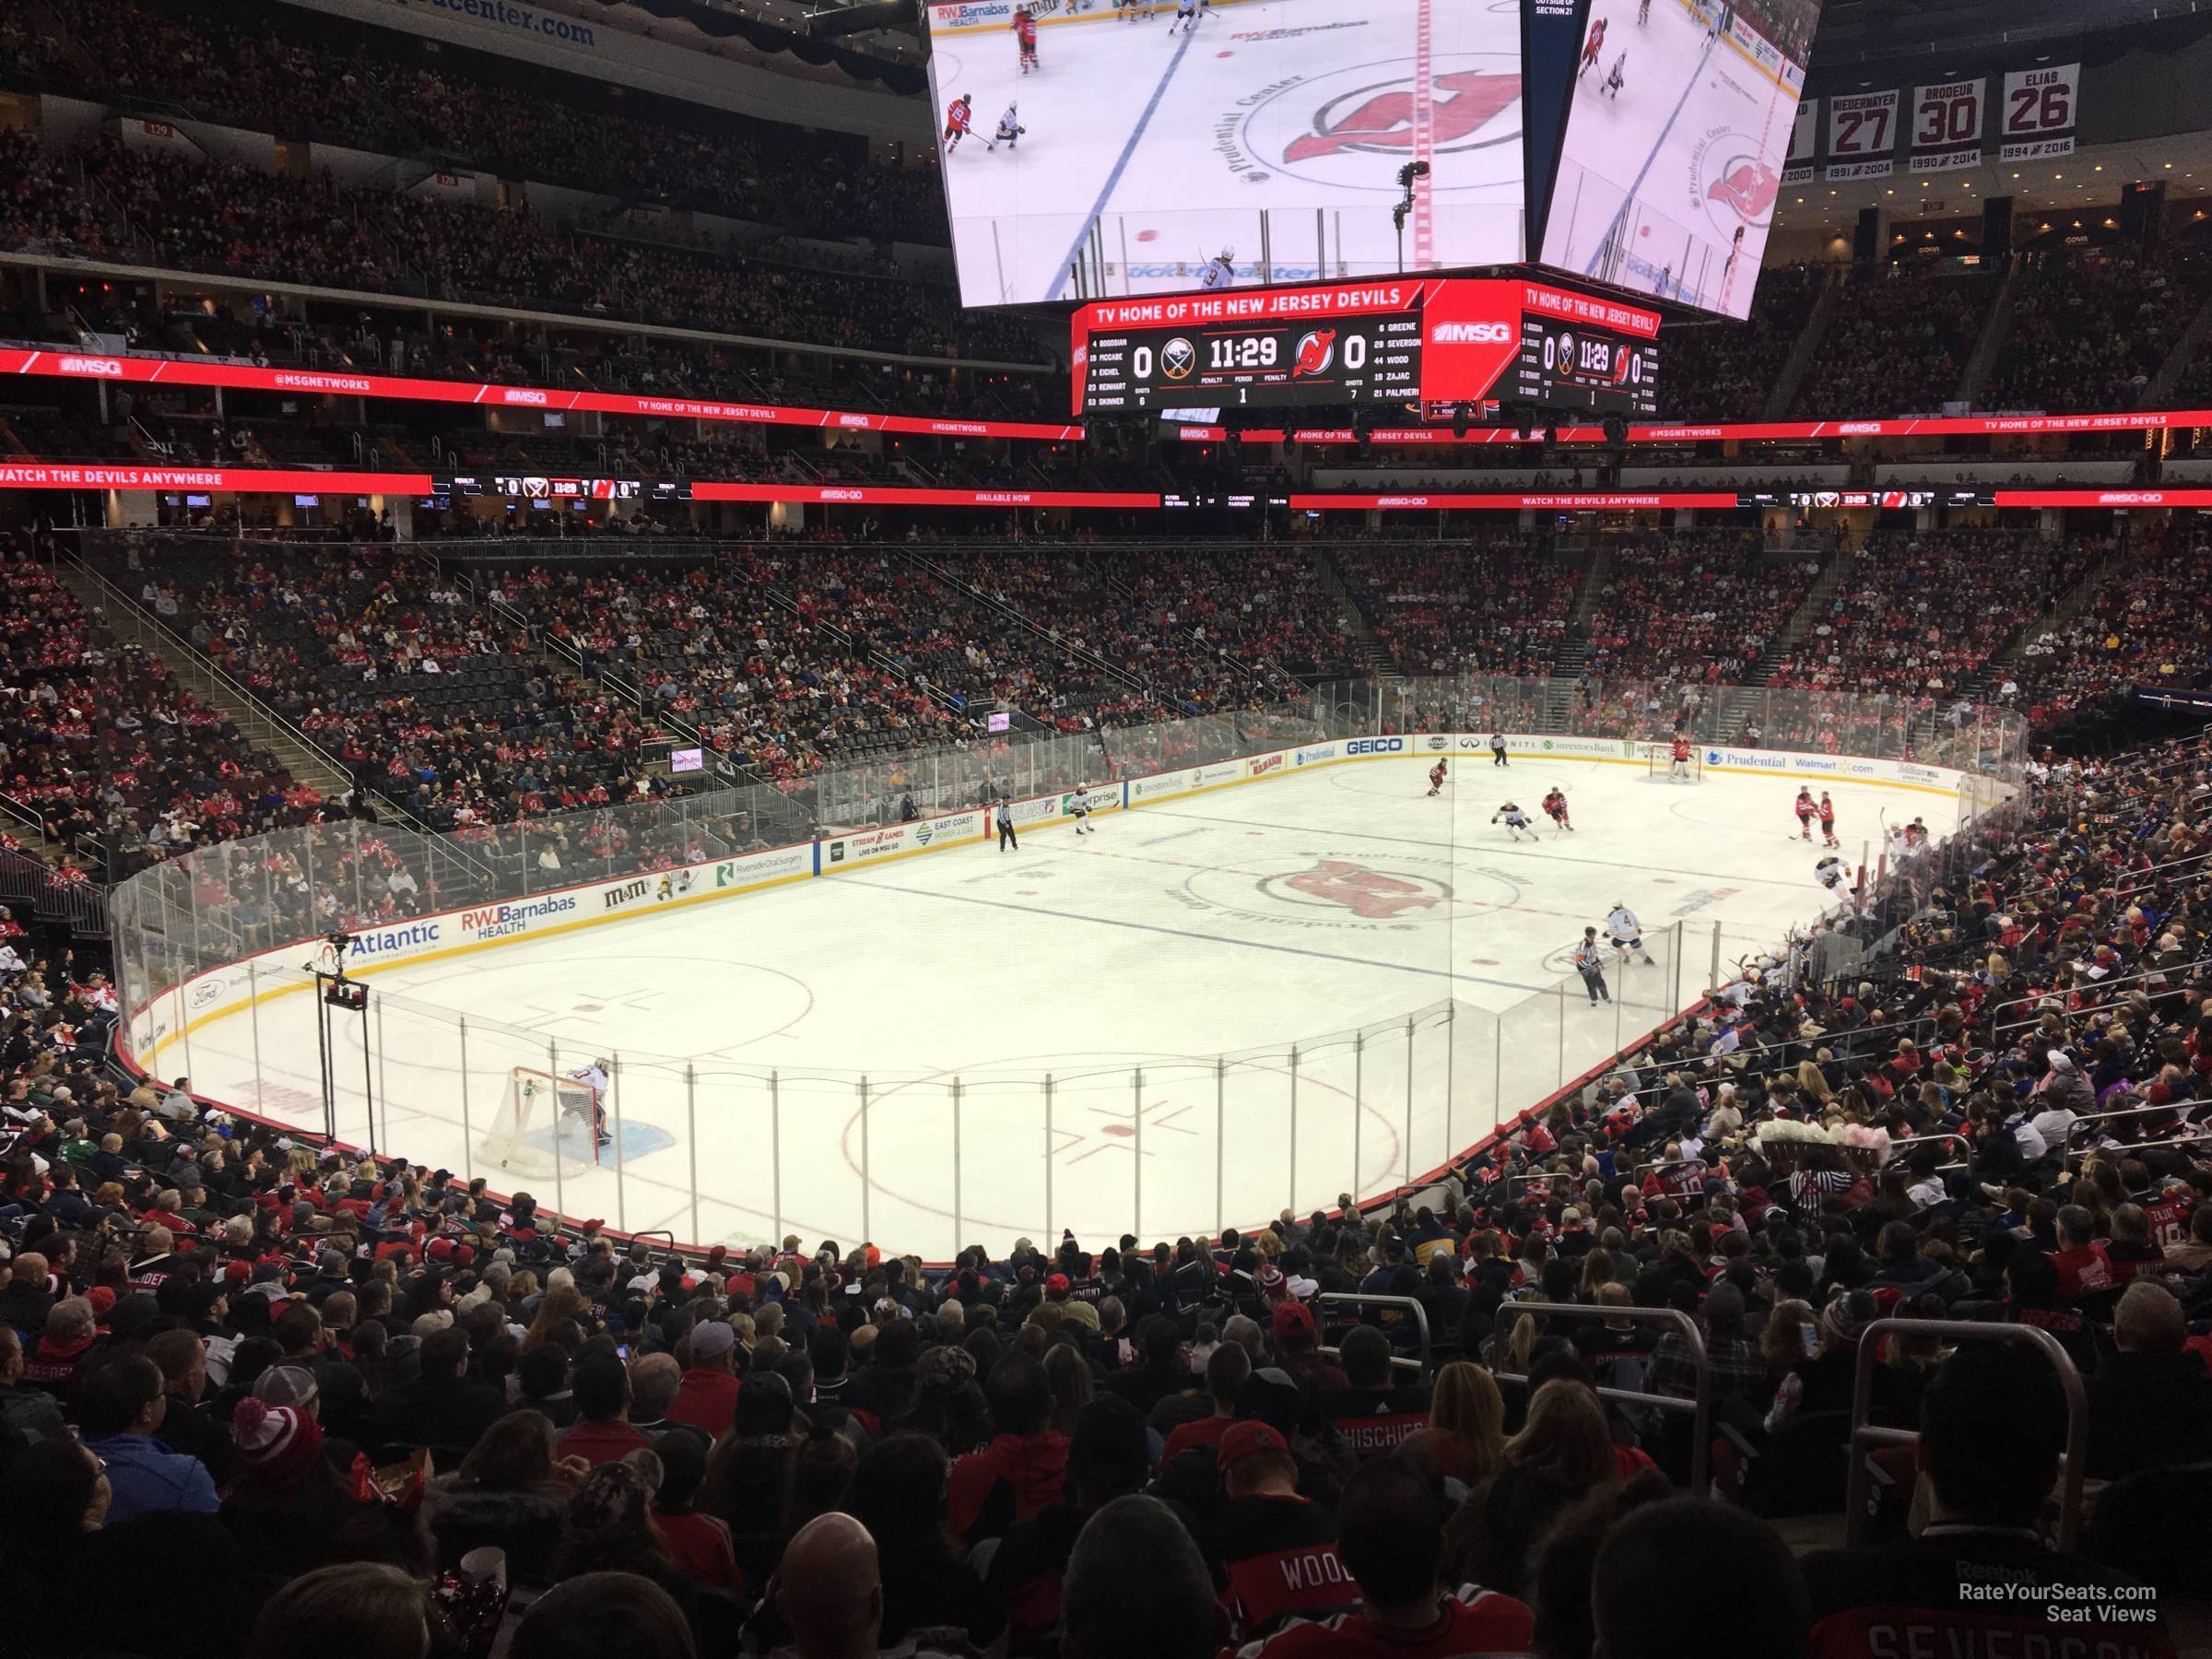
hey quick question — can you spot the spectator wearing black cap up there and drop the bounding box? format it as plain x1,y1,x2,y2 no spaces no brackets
1802,1342,2174,1657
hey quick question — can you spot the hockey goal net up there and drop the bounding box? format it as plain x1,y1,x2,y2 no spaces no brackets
1645,744,1704,782
479,1065,602,1179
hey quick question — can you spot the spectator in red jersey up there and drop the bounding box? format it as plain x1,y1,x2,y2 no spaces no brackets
946,1350,1068,1550
647,1430,744,1595
2050,1204,2114,1300
1802,1344,2175,1657
1160,1340,1251,1465
666,1319,740,1441
557,1349,652,1469
1233,1456,1532,1659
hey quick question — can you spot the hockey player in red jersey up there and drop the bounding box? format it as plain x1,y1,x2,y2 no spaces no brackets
1427,759,1447,798
1580,15,1606,72
1794,786,1818,841
1542,787,1574,832
1667,735,1692,782
944,93,975,151
1014,6,1039,71
1818,791,1840,849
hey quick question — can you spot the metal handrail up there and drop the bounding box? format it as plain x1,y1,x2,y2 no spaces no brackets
1842,1318,2088,1549
1312,1293,1433,1381
1504,1300,1713,1496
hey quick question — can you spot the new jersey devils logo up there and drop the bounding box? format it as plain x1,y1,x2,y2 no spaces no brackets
1705,157,1781,220
1292,329,1336,378
1286,69,1522,163
1277,860,1441,920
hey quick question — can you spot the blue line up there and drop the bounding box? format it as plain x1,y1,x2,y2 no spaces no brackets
1139,827,1206,847
1047,18,1200,302
1581,31,1712,287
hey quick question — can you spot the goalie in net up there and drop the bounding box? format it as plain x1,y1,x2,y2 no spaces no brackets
1648,738,1702,782
481,1061,609,1177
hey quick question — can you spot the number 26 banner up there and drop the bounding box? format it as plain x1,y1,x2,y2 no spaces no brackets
2001,63,2080,161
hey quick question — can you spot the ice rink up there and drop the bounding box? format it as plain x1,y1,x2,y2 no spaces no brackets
927,0,1526,302
178,756,1956,1260
1540,0,1803,317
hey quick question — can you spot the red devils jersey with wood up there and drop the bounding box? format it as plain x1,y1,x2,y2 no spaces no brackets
1213,1494,1359,1639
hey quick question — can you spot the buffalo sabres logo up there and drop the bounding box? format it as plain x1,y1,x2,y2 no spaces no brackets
1160,336,1196,381
1291,328,1336,378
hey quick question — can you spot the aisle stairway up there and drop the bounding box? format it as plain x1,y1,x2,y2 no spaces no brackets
52,560,354,801
1309,546,1404,681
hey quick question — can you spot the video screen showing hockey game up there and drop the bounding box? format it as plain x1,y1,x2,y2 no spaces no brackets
924,0,1526,306
1537,0,1826,319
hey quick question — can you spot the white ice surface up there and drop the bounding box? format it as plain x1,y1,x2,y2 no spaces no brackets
186,757,1952,1259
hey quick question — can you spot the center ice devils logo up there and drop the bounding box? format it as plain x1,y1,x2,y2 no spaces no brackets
1276,860,1441,920
1292,329,1337,378
1286,69,1522,162
1690,127,1782,245
1706,158,1781,220
1238,55,1524,194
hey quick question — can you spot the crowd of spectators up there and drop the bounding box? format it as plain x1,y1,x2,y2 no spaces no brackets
0,0,949,245
1791,267,1994,418
2009,527,2212,725
1982,252,2209,414
0,135,1041,366
0,538,327,873
1335,538,1583,677
1582,533,1819,685
1657,265,1825,422
0,727,2204,1658
1767,529,2108,705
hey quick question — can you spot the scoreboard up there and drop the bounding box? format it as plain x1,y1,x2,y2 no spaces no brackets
1071,277,1659,418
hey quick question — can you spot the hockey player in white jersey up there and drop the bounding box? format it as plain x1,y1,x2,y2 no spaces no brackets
1492,802,1535,842
1171,0,1197,33
1199,248,1236,289
1816,855,1851,893
988,104,1025,151
1606,903,1656,965
1602,49,1626,97
567,1057,612,1150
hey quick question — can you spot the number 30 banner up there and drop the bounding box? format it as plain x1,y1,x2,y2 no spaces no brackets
1909,78,1985,173
2001,63,2079,161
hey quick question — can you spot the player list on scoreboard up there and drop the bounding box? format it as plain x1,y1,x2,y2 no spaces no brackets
1508,315,1660,417
1081,314,1422,410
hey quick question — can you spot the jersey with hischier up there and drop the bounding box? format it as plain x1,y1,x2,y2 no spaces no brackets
1320,1386,1432,1459
1231,1584,1536,1659
1210,1493,1359,1639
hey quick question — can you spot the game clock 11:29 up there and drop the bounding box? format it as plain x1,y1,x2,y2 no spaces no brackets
1079,313,1421,410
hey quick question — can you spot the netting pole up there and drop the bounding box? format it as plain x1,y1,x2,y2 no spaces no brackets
1403,1018,1415,1190
611,1053,628,1234
1351,1034,1363,1208
1443,1005,1455,1161
1672,919,1685,1013
1556,984,1566,1095
770,1071,782,1245
1044,1074,1055,1245
1215,1058,1227,1237
1490,1014,1502,1144
458,1018,473,1182
1710,920,1722,996
1133,1066,1145,1243
546,1039,567,1225
1288,1045,1300,1216
859,1077,872,1253
1614,959,1625,1051
248,960,263,1113
686,1065,700,1248
952,1077,964,1253
376,996,390,1155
